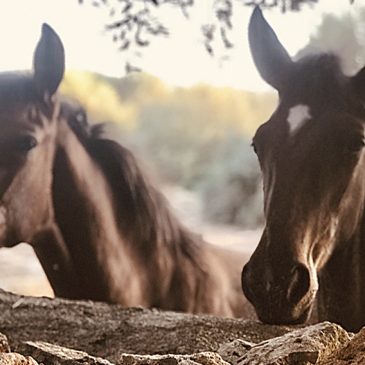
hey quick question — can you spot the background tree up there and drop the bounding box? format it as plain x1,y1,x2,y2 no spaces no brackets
78,0,320,64
73,0,359,229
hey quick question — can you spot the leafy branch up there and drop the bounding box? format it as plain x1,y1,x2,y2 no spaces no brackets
79,0,344,59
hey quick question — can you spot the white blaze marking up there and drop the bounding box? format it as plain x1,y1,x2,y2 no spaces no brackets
287,104,311,135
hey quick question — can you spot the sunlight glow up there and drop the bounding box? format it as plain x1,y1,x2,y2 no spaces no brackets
0,0,358,91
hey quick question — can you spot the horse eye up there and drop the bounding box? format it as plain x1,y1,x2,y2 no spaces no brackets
75,111,85,123
69,111,87,130
15,135,38,152
345,138,365,153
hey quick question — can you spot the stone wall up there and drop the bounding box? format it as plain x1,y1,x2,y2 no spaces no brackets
0,289,363,365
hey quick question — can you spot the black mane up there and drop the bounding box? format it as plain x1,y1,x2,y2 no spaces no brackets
287,53,348,110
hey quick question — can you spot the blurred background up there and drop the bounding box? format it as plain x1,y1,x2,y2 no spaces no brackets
0,0,364,297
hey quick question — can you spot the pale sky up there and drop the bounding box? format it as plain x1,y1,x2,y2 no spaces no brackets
0,0,360,91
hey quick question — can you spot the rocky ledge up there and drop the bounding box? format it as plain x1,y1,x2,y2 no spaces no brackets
0,289,363,365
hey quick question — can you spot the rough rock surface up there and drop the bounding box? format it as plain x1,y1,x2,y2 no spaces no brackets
0,333,39,365
218,322,351,365
1,290,365,365
0,352,39,364
319,326,365,365
0,333,10,353
19,341,113,365
118,352,230,365
218,339,254,365
0,290,293,362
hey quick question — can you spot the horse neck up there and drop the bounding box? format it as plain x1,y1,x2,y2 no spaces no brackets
31,224,83,299
86,135,206,308
52,121,202,306
318,209,365,332
53,121,137,303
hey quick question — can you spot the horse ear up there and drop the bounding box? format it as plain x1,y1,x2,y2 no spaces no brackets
33,23,65,99
248,6,294,91
351,66,365,100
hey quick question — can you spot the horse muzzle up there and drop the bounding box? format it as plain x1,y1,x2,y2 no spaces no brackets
242,260,318,325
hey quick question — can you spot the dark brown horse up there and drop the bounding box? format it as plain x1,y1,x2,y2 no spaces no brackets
242,6,365,332
0,24,254,317
0,24,81,299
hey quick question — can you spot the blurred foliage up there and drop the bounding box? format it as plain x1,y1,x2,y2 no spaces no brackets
61,70,276,227
67,3,365,228
244,0,318,11
105,72,171,104
296,7,365,76
297,13,359,74
78,0,321,59
129,82,275,227
61,71,137,129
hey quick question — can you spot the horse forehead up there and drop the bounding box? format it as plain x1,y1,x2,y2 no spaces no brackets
0,104,52,137
0,73,35,99
0,103,32,121
0,74,35,115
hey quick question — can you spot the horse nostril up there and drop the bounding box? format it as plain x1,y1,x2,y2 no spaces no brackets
286,264,311,305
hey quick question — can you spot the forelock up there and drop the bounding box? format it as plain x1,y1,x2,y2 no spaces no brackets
282,53,348,113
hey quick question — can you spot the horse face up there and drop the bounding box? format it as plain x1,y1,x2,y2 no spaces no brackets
0,24,64,246
242,7,365,324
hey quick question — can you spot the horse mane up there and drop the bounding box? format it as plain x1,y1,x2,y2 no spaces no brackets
290,53,348,108
296,53,346,84
60,100,205,270
296,52,342,70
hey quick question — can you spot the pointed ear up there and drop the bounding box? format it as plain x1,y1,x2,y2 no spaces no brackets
351,66,365,100
33,23,65,99
248,6,294,91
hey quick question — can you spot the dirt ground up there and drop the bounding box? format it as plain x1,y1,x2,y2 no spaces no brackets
0,186,261,298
